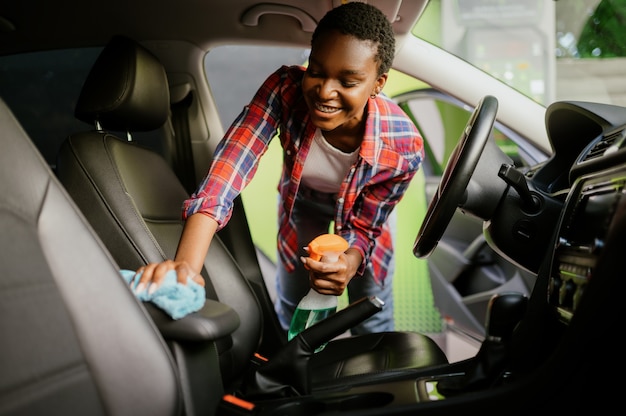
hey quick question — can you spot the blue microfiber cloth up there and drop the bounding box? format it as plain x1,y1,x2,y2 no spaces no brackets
120,269,206,320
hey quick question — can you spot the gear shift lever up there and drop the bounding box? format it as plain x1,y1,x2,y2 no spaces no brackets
438,292,528,395
485,291,528,342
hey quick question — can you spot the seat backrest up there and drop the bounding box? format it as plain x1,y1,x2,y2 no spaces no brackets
56,35,263,387
0,97,183,415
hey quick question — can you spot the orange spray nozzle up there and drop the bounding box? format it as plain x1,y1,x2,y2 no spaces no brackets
307,234,349,261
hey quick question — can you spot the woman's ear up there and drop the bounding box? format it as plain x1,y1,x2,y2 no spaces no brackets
373,73,388,96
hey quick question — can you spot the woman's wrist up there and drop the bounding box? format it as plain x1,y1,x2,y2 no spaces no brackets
345,248,363,277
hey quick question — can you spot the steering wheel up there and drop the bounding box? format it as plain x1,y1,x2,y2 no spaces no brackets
413,95,498,258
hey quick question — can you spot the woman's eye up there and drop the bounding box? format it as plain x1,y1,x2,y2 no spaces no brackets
306,68,322,78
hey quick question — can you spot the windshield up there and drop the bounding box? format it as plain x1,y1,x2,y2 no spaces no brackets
415,0,625,107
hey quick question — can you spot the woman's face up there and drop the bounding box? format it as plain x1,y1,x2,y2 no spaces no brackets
302,30,387,135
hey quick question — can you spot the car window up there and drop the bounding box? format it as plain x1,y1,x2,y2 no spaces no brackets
395,90,541,177
555,0,626,106
0,48,101,168
414,0,626,107
0,46,170,169
205,45,310,128
204,45,309,264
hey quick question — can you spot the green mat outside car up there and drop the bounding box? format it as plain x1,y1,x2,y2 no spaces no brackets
392,171,443,333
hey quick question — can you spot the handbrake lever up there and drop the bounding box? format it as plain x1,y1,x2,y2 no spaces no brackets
300,295,384,351
240,296,384,399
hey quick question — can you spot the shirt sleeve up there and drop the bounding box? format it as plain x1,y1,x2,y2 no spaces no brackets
181,66,294,228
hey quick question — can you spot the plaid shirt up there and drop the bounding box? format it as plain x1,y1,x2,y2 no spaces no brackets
183,65,423,283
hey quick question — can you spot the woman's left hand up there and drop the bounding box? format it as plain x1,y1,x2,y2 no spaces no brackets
300,249,362,295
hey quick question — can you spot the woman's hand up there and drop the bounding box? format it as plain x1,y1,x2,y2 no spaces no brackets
133,260,205,295
131,213,216,293
300,248,362,295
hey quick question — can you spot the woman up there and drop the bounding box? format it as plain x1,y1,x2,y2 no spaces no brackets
136,2,424,334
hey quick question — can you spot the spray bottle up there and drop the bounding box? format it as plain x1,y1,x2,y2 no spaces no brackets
287,234,349,351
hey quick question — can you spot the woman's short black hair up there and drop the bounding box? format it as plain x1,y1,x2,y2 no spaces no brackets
311,2,396,76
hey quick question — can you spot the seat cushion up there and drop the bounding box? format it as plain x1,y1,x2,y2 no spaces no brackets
311,331,448,389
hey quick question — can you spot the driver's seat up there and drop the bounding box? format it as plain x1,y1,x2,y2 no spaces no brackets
56,35,448,394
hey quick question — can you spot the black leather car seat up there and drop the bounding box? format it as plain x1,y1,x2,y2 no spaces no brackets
56,35,448,394
0,96,186,415
56,36,264,391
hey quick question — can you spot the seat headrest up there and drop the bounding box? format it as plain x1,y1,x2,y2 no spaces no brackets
75,35,170,132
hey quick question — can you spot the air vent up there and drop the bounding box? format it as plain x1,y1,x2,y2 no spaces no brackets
582,128,626,162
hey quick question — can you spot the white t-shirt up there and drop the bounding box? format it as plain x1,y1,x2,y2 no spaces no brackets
301,128,359,193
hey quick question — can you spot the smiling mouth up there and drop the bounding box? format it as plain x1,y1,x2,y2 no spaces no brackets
315,102,340,114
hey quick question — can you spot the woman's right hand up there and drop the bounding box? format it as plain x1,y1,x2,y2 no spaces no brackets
132,212,215,294
133,260,205,295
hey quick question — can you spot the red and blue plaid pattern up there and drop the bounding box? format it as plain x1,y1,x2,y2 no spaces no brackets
183,65,423,283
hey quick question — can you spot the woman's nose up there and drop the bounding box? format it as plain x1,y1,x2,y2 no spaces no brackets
318,79,337,99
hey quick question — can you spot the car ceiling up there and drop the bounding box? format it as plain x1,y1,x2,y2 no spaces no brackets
0,0,428,55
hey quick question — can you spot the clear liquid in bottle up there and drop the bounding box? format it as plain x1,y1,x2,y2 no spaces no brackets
287,289,337,352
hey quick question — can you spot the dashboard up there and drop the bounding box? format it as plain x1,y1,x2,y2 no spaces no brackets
543,101,626,324
527,101,626,326
485,100,626,327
